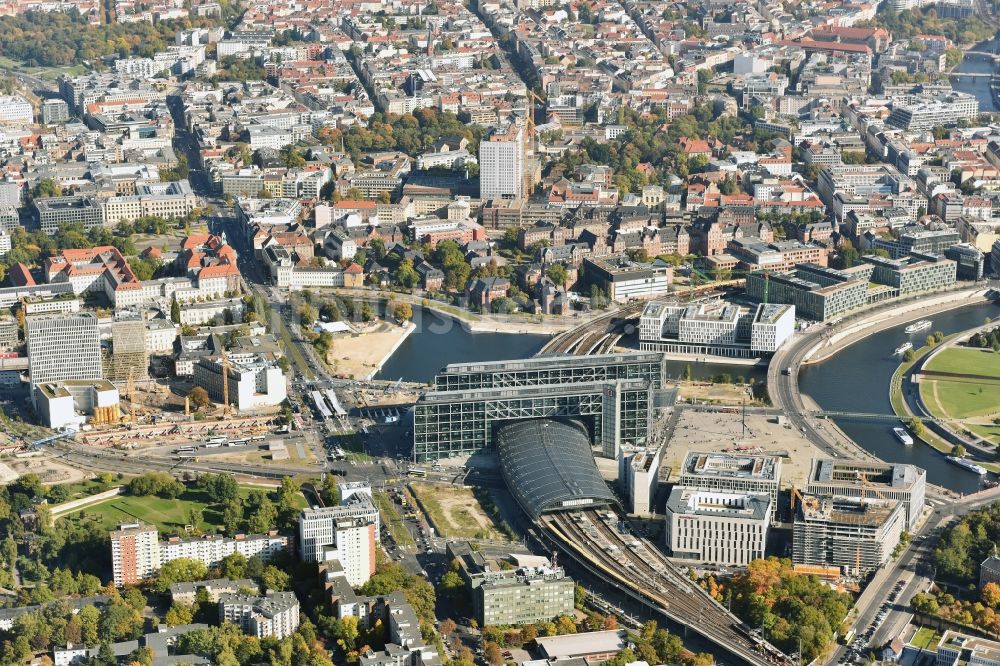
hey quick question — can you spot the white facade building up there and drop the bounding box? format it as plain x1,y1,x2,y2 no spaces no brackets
299,497,381,562
0,95,33,125
26,312,102,392
618,447,661,516
480,125,524,201
665,488,771,566
320,518,377,587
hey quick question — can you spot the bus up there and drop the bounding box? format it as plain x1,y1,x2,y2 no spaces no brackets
227,439,248,447
842,629,856,645
175,446,196,454
408,468,427,478
207,436,227,445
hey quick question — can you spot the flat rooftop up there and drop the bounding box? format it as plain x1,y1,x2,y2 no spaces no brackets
667,487,770,520
682,452,780,482
799,494,901,526
810,458,924,489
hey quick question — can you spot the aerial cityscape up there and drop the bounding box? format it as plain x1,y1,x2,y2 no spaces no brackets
2,0,1000,664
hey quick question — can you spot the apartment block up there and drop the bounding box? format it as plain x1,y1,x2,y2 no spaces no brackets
219,591,299,639
447,542,574,627
299,496,381,563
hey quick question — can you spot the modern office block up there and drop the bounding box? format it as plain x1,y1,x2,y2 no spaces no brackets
677,452,782,520
665,488,771,566
447,541,575,627
27,312,102,391
806,458,926,531
793,494,904,576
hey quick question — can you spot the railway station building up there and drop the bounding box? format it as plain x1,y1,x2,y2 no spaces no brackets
413,352,663,461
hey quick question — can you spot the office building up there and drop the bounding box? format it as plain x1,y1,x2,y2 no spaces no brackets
42,98,70,125
299,495,381,563
746,263,874,321
793,493,904,575
219,591,299,639
936,631,1000,666
862,253,957,296
677,452,782,520
110,523,161,586
447,541,575,626
945,243,985,281
110,522,290,586
35,196,103,234
806,458,926,531
886,92,979,130
480,124,525,201
665,488,771,566
619,447,661,516
582,255,673,302
639,300,795,357
0,95,32,124
192,354,286,411
102,180,199,226
26,312,102,391
871,226,960,259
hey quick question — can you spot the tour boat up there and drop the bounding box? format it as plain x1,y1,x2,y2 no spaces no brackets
905,320,932,334
893,427,913,446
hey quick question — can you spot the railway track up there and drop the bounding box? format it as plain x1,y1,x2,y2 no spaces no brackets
541,509,792,666
540,302,645,356
44,441,318,481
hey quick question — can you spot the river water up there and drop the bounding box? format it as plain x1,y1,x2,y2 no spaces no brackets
377,303,1000,492
951,33,1000,112
374,308,549,382
799,301,1000,494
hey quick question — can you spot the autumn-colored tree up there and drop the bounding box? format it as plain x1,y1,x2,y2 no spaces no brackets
439,618,457,637
483,641,503,666
983,582,1000,609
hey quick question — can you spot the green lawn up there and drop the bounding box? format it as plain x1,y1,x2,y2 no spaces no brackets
925,347,1000,378
909,626,941,651
921,378,1000,419
58,485,306,537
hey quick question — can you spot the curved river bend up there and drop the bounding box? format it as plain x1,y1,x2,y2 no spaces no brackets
799,302,1000,494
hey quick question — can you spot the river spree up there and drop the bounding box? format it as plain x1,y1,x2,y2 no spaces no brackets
375,308,549,382
951,34,1000,112
799,301,1000,494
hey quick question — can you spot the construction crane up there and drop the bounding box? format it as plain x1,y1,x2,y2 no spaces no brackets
790,484,805,513
221,350,232,417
